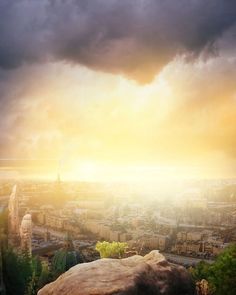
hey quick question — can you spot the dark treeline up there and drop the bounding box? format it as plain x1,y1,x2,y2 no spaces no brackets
0,209,83,295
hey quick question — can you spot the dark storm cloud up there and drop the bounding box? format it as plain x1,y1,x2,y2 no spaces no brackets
0,0,235,82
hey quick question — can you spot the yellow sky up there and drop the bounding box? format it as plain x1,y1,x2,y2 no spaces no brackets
1,52,235,182
1,1,236,185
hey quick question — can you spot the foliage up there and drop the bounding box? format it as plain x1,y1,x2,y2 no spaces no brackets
1,248,53,295
37,263,52,290
51,249,82,279
28,256,43,295
0,210,52,294
190,244,236,295
0,209,8,248
0,210,8,233
2,248,32,295
190,261,211,282
95,241,127,258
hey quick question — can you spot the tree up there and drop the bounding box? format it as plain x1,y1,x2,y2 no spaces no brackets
0,210,51,295
0,240,6,295
0,210,9,294
28,256,43,295
51,243,83,280
37,263,52,290
95,241,127,258
2,248,32,295
191,244,236,295
52,250,77,278
190,261,211,282
208,244,236,295
2,248,51,295
0,209,8,249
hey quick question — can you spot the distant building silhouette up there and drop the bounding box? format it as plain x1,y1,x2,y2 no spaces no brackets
8,185,20,245
20,213,32,255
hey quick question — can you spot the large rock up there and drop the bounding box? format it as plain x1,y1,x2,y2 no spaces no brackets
38,250,194,295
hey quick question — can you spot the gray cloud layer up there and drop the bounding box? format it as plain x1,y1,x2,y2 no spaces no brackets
0,0,236,81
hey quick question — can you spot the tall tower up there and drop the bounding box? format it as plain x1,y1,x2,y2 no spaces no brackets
20,214,32,255
8,185,20,237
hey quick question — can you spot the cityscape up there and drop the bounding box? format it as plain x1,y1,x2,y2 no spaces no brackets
0,1,236,295
2,177,236,264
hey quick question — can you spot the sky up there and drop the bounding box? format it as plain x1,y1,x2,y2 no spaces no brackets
0,0,236,181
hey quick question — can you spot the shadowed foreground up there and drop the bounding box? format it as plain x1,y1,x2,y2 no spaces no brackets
38,250,195,295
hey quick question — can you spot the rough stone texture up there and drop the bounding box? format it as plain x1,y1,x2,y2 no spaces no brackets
38,250,195,295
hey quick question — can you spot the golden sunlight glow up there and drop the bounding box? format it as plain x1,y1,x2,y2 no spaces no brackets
2,56,236,181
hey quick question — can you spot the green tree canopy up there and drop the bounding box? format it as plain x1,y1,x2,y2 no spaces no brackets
190,244,236,295
2,248,32,295
37,263,52,290
52,234,83,278
95,241,127,258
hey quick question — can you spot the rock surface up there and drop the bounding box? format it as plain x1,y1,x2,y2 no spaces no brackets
38,250,194,295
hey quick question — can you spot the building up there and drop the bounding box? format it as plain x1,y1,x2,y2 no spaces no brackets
145,234,168,251
20,214,32,255
8,185,20,235
45,213,67,230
